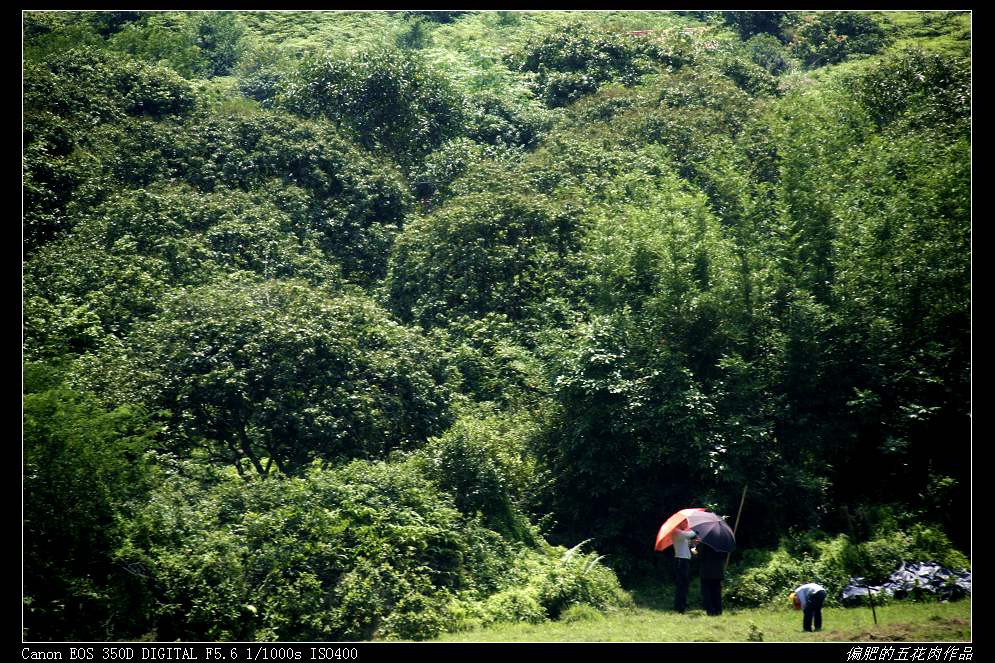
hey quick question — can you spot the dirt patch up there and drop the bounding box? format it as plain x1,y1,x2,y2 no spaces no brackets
852,627,915,641
849,619,969,642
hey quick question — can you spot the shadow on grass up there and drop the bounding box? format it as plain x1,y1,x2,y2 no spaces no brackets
628,581,705,612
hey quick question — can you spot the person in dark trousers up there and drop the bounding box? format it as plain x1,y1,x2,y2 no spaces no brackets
791,582,828,632
672,524,697,613
697,540,724,615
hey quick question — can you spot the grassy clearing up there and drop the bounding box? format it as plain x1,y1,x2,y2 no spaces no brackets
239,10,405,55
237,10,712,97
861,10,971,60
432,599,971,642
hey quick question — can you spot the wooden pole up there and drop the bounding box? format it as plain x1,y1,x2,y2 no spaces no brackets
725,484,748,571
843,506,878,625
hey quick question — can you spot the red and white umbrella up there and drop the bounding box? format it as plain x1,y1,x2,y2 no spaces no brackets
655,508,736,553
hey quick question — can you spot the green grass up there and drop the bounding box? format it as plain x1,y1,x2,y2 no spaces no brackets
431,597,971,642
871,10,971,59
433,601,971,642
236,10,714,97
238,10,405,56
239,10,702,60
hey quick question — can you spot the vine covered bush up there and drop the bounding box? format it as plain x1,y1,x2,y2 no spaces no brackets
114,456,630,641
726,526,971,607
506,23,689,107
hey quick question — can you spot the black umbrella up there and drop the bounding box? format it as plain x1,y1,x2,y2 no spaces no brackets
686,510,736,553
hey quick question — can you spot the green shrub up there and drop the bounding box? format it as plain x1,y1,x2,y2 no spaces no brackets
907,525,970,571
727,526,970,608
719,55,779,96
528,543,634,619
190,12,246,76
726,547,815,607
114,455,628,641
23,47,137,123
787,12,888,68
23,48,197,252
439,599,486,633
277,46,465,167
105,11,246,78
464,91,553,149
855,525,970,581
848,48,969,136
481,587,546,625
89,10,145,37
743,33,792,75
505,23,680,107
113,60,197,116
118,458,491,640
655,68,753,136
24,382,156,640
721,11,790,41
427,316,546,406
23,12,106,59
387,186,583,327
411,138,521,203
559,604,605,623
109,110,411,281
71,278,455,476
414,411,538,541
472,543,631,625
23,183,344,361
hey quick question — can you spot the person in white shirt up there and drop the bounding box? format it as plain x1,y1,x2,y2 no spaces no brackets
791,582,828,632
672,525,697,613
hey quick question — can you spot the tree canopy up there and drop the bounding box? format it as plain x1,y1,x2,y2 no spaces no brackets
23,10,970,641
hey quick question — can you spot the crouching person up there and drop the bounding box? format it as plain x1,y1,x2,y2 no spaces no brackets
791,582,827,632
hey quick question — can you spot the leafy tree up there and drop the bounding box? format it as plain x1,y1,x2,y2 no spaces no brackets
74,278,455,476
387,187,583,328
830,134,970,525
190,11,246,76
395,16,433,50
277,46,466,168
414,408,541,540
89,10,145,37
506,23,685,107
743,33,793,75
464,91,553,150
426,314,547,407
22,11,972,629
106,13,203,77
717,48,780,96
24,236,174,360
23,183,344,361
24,377,155,640
530,173,775,562
23,12,107,59
400,10,469,24
756,46,970,543
769,84,872,303
111,110,411,281
23,47,196,253
849,48,969,137
105,11,246,78
235,43,292,103
721,11,790,41
534,312,720,566
787,12,888,68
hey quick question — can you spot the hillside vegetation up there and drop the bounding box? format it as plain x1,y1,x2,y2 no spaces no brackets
23,10,970,642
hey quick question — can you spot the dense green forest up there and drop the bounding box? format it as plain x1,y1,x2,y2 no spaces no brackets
23,10,970,642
